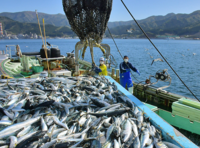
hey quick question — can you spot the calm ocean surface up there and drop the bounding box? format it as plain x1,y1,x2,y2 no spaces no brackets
0,39,200,100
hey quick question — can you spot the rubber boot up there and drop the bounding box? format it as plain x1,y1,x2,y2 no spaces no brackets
128,86,133,94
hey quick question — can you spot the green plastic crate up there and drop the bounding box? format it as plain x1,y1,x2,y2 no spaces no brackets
31,66,44,73
21,71,33,76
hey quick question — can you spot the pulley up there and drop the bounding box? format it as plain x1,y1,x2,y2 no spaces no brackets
155,69,170,81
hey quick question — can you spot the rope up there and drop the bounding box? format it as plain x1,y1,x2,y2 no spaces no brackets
107,27,140,82
121,0,200,102
79,49,83,59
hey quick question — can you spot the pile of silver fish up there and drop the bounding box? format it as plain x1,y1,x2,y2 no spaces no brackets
0,76,180,148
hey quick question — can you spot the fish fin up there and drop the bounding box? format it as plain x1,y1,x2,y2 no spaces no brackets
46,113,55,116
47,124,56,139
144,116,150,122
142,109,145,115
46,132,51,139
96,133,104,140
6,80,9,85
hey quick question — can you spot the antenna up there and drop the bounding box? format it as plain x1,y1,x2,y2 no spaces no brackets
0,23,3,35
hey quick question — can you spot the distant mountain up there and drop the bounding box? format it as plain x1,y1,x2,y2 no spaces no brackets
107,11,200,28
1,10,200,30
107,13,177,28
0,16,74,37
0,11,132,28
0,11,70,27
106,10,200,37
1,10,200,37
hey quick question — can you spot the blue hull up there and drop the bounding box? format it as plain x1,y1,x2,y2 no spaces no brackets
106,76,198,148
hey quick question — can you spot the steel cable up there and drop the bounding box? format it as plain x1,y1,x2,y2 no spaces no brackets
107,27,140,82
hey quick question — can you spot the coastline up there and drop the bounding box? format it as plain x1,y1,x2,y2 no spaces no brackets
0,38,199,40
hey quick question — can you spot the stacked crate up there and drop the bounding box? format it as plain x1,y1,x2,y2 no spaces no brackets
172,98,200,122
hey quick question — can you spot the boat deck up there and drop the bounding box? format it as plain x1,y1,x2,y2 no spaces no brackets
0,55,198,146
143,102,158,111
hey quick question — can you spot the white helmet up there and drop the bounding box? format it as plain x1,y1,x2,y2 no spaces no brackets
99,57,104,61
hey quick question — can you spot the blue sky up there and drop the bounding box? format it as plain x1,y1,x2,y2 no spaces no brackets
0,0,200,22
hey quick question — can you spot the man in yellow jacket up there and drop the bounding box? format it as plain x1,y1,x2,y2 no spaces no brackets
99,57,107,76
93,57,107,76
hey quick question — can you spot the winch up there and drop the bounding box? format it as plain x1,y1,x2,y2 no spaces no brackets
155,69,170,81
145,69,171,91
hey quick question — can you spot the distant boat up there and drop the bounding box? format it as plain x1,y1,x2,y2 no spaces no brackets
55,37,62,39
166,37,174,40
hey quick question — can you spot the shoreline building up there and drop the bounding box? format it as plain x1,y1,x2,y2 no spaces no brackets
0,23,3,35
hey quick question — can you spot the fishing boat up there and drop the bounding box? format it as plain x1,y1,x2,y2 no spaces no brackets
0,42,199,147
0,0,199,147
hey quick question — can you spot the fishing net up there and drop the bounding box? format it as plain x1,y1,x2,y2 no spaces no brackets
63,0,113,43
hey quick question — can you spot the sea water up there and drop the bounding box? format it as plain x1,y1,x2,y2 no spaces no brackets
0,38,200,100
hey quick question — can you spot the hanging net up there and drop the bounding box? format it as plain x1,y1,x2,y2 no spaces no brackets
63,0,113,43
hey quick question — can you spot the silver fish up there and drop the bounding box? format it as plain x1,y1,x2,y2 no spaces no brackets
9,136,17,148
121,119,132,142
0,116,40,139
140,128,150,148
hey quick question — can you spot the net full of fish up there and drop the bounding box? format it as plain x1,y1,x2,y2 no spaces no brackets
0,76,180,148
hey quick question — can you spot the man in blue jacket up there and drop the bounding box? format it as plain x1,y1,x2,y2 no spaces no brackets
120,55,140,94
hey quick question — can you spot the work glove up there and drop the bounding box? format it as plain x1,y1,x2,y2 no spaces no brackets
95,67,102,74
126,69,130,72
136,70,140,75
92,64,102,74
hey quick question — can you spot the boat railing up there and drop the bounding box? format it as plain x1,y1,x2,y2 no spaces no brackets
51,44,58,48
5,45,17,59
47,44,58,49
